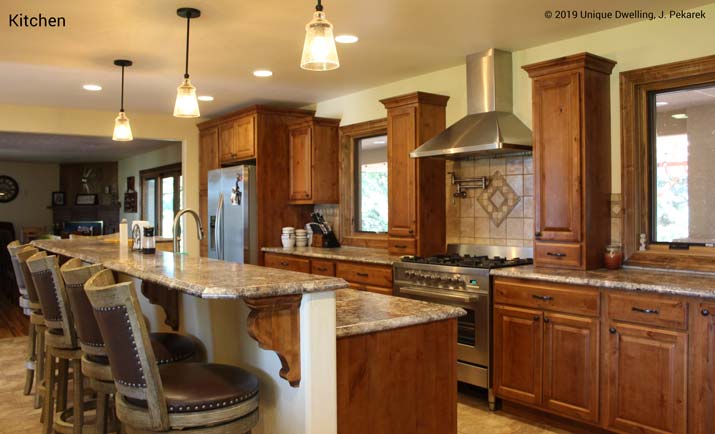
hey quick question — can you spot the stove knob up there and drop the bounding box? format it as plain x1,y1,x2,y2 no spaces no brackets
405,270,415,278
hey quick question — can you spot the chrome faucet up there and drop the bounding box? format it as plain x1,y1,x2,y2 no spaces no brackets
172,209,204,253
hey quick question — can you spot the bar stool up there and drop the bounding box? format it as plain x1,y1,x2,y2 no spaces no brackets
27,251,91,434
8,241,46,409
85,269,259,434
60,258,202,434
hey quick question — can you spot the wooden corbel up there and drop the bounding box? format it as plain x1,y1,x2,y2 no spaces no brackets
244,294,302,387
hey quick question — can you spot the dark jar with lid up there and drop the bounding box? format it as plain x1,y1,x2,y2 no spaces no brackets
604,245,623,270
142,226,156,254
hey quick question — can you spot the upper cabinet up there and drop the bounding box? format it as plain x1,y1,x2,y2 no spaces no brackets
381,92,449,256
523,53,616,270
219,115,256,164
288,117,340,205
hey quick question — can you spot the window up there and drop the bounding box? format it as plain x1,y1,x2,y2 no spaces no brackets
355,134,388,233
140,164,182,239
650,84,715,245
621,55,715,271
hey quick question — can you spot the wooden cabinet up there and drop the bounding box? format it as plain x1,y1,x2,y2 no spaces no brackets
523,53,616,270
310,259,335,276
263,253,310,273
198,128,219,257
604,322,687,434
288,118,340,204
219,115,256,164
381,92,448,256
691,303,715,434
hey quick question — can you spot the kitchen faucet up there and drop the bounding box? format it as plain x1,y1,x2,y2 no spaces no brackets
173,209,204,253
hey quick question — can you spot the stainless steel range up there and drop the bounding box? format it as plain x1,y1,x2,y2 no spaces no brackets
393,244,533,408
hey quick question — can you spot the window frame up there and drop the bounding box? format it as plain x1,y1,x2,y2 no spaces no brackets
353,133,389,234
338,118,389,248
139,163,182,238
621,55,715,271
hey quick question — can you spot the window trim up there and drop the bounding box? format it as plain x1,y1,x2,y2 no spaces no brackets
354,133,388,234
338,118,388,248
139,163,182,238
621,55,715,271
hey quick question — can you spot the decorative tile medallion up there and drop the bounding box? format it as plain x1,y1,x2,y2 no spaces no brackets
477,171,521,227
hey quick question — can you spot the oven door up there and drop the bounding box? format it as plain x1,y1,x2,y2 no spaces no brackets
395,285,489,367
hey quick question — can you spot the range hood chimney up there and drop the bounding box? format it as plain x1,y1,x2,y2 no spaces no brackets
410,49,532,159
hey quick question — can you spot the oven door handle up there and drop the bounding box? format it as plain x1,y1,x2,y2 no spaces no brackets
399,286,482,304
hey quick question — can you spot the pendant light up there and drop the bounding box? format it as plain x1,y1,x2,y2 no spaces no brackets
112,59,133,142
174,7,201,118
300,0,340,71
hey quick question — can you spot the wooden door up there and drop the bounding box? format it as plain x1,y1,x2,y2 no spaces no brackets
493,305,543,406
218,121,237,163
605,322,687,434
542,313,599,423
532,72,582,242
289,125,313,202
199,127,219,190
691,304,715,434
387,105,416,238
234,115,256,160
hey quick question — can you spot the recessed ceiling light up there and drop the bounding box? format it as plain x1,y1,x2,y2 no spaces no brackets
197,95,214,102
82,84,102,91
253,70,273,78
671,113,688,119
335,34,359,44
656,101,668,106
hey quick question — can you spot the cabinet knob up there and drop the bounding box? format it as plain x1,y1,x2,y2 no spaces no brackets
543,317,550,323
280,261,289,266
535,231,542,238
702,309,711,316
609,327,617,334
533,315,541,321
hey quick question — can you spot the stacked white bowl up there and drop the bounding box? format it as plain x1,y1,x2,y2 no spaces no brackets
295,229,308,247
281,227,295,248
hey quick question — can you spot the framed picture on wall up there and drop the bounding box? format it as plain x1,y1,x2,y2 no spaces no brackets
75,194,98,206
51,191,65,206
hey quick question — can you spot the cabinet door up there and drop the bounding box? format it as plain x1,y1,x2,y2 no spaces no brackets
289,125,313,201
387,105,417,238
199,128,219,190
605,322,687,434
234,115,256,160
218,121,237,163
691,304,715,434
542,313,599,423
493,305,543,406
532,72,582,242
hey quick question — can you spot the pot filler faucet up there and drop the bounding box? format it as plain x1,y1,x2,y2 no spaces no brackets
173,209,204,253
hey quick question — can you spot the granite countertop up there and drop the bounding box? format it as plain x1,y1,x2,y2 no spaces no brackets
32,238,347,299
491,265,715,299
335,288,466,338
262,246,402,266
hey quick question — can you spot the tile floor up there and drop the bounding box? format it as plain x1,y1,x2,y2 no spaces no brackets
0,336,574,434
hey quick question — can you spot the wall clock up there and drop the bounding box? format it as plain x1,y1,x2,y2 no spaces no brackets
0,175,19,203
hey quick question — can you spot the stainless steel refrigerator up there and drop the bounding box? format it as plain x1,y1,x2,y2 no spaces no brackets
207,165,258,264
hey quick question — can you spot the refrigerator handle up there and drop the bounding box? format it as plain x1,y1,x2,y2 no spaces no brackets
216,192,224,260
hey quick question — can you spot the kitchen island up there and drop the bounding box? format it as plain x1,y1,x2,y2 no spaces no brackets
33,237,464,434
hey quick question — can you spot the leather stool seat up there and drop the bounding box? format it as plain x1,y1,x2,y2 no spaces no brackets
126,363,259,414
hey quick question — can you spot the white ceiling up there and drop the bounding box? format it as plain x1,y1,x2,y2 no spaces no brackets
2,0,711,119
0,132,179,163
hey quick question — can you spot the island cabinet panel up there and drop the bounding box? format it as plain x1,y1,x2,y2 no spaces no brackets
493,305,543,406
337,319,457,434
542,313,599,423
690,303,715,434
604,322,688,434
263,253,310,273
287,117,340,205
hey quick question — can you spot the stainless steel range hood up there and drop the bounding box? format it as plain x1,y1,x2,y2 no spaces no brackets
411,49,532,159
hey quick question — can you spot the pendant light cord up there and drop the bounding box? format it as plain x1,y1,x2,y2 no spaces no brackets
315,0,323,11
120,65,125,112
184,16,191,79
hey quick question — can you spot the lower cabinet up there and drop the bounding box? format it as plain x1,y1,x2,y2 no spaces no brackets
691,302,715,434
263,253,310,273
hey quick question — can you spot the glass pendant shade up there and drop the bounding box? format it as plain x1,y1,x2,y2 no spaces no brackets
301,11,339,71
113,111,133,141
174,77,200,117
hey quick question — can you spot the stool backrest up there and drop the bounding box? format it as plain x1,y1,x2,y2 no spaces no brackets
14,246,41,305
7,241,27,292
85,269,169,431
27,252,76,347
59,258,106,356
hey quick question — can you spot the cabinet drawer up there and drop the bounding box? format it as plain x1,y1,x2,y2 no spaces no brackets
388,238,416,255
264,254,310,273
494,278,599,317
534,242,582,268
607,292,688,330
310,259,336,276
337,262,393,288
349,283,393,296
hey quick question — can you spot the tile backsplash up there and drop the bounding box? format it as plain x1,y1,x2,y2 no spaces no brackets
446,155,533,247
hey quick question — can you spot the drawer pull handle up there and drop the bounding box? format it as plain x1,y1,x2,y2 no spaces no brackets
703,309,711,316
316,267,327,272
609,327,617,334
632,307,659,315
532,295,554,301
394,244,408,249
535,231,542,238
357,272,369,277
280,261,289,266
533,315,541,321
546,252,566,257
543,317,550,323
